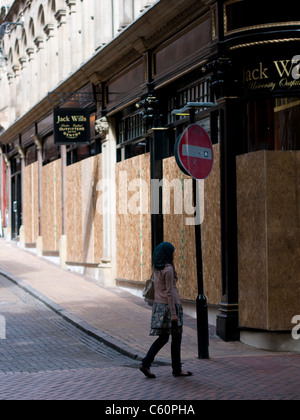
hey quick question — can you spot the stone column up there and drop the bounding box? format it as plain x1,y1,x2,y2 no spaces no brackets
33,135,43,257
19,56,28,115
96,117,117,287
55,9,68,81
34,35,46,101
4,156,11,240
17,145,25,248
59,145,67,269
26,47,36,106
95,0,113,46
43,23,56,91
66,0,82,71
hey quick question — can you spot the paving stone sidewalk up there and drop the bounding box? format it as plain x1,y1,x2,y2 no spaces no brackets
0,238,295,363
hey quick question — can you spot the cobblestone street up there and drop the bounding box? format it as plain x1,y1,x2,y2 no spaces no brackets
0,270,299,401
0,274,132,375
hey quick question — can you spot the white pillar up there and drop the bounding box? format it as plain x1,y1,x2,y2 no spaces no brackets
44,23,57,91
19,56,29,116
97,117,117,287
81,0,95,62
55,9,68,82
95,0,113,47
26,47,37,107
66,0,82,71
34,35,47,101
7,72,15,125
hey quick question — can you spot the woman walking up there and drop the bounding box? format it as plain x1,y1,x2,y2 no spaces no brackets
139,242,193,378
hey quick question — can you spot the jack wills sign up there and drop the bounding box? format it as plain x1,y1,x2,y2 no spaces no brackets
244,56,300,93
54,108,90,144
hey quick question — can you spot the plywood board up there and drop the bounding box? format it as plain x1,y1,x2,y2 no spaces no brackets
115,153,151,282
24,162,39,244
41,160,62,251
66,160,83,261
65,155,103,264
163,146,221,304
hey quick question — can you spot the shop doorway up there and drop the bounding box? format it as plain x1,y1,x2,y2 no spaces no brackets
11,162,22,240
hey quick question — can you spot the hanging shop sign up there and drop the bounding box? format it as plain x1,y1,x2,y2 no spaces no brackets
244,56,300,94
54,108,90,145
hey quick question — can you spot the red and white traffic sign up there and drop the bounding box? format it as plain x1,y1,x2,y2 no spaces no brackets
175,124,214,180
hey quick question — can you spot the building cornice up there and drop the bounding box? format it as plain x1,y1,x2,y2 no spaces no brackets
0,0,24,24
0,0,209,144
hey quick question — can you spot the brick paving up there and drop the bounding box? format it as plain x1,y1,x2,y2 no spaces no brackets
0,274,128,375
0,238,299,401
0,355,298,400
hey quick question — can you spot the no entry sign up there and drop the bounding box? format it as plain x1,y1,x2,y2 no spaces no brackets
175,124,214,180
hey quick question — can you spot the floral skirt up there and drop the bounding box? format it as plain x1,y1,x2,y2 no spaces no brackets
150,303,183,336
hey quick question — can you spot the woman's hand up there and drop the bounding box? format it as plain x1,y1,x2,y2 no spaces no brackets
171,315,178,326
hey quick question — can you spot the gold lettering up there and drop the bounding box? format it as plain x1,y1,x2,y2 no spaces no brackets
245,62,269,82
273,60,293,78
71,115,87,122
248,81,276,91
252,68,260,80
245,70,252,82
57,116,70,124
259,62,269,79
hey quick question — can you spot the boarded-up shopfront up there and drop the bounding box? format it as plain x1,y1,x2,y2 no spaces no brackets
1,1,299,352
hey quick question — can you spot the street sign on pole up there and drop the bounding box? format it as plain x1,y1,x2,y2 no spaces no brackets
174,119,212,359
175,124,214,180
175,134,190,176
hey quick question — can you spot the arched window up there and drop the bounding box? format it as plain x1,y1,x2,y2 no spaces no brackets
28,18,35,46
37,5,45,32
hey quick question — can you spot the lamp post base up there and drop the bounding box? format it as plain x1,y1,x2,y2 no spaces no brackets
196,294,209,359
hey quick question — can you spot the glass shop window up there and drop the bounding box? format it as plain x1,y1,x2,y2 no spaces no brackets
274,98,300,150
43,134,60,164
26,144,37,166
167,80,211,124
66,141,102,166
10,156,21,174
116,111,148,162
247,98,300,151
117,113,146,145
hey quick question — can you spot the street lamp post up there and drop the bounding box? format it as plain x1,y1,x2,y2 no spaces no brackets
0,21,24,68
190,107,209,360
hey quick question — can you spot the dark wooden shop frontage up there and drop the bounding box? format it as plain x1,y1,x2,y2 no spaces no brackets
96,0,299,346
2,0,299,350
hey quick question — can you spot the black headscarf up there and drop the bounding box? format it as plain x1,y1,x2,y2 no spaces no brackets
153,242,175,271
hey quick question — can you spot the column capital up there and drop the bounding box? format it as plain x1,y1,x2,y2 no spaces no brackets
26,47,35,60
33,135,43,150
55,9,67,26
34,36,44,51
95,117,109,140
43,23,55,40
17,145,25,159
19,56,27,70
7,72,14,84
66,0,77,13
12,64,20,77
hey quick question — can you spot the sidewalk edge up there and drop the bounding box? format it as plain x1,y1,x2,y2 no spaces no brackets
0,267,145,362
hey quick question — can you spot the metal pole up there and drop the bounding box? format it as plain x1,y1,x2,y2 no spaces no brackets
190,109,209,359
